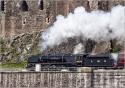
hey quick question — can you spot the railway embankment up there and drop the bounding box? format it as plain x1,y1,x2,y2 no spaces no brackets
0,69,125,88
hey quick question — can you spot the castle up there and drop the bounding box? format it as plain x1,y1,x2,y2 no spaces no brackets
0,0,124,38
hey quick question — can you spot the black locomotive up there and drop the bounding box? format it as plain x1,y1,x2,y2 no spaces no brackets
26,53,116,71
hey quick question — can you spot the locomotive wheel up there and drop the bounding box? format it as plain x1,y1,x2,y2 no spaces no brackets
41,65,51,71
51,65,58,71
51,65,56,68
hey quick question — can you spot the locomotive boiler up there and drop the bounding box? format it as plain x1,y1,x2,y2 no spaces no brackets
26,53,125,71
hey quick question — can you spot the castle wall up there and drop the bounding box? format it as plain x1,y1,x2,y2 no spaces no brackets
0,0,124,38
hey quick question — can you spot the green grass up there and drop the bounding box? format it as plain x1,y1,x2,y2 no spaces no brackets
0,61,27,69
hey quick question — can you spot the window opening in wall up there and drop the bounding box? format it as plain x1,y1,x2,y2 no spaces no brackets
22,17,26,25
1,0,4,11
20,0,28,11
23,21,26,25
38,0,44,10
98,1,109,11
45,17,50,24
85,1,90,12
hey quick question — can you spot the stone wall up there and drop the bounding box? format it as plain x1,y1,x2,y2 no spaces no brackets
0,0,125,63
0,0,125,38
93,70,125,88
0,70,125,88
0,31,42,63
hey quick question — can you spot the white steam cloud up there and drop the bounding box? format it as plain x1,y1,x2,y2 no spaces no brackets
41,5,125,50
73,43,85,54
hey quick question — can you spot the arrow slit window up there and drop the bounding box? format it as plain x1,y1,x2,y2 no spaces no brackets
1,0,4,11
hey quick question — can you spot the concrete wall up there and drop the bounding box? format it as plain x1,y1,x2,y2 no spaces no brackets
0,70,125,88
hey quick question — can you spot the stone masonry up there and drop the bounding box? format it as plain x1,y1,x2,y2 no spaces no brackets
0,0,124,63
0,0,125,38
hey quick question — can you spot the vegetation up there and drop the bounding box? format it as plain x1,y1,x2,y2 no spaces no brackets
0,61,27,69
112,47,121,53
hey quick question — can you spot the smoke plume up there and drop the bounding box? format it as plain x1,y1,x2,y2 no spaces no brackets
40,5,125,51
73,43,85,54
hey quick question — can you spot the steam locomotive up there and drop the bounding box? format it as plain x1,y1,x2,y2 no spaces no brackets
26,53,125,71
